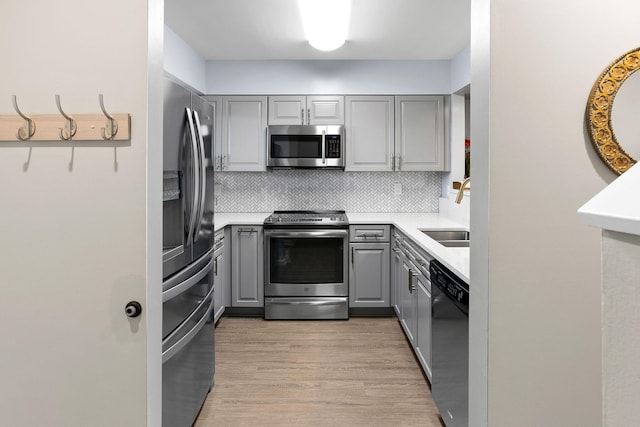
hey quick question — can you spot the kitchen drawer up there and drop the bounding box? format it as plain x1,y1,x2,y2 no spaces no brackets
349,224,390,242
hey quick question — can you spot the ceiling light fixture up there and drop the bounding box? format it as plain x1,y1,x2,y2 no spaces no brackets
298,0,351,51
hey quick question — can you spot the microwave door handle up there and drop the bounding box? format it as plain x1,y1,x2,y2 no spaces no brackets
185,107,199,246
321,129,326,165
191,109,207,242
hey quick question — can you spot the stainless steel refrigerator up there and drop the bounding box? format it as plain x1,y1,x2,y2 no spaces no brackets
162,77,215,427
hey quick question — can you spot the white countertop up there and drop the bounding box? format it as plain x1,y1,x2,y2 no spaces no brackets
579,162,640,236
215,212,470,284
215,212,272,229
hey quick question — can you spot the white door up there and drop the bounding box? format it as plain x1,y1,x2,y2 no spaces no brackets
1,1,160,426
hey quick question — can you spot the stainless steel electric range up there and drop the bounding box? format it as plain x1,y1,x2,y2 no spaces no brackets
263,210,349,320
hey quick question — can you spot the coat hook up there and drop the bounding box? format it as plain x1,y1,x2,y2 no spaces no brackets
99,94,118,140
11,95,36,141
55,94,77,140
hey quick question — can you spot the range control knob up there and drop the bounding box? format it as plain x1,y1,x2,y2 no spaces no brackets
125,301,142,318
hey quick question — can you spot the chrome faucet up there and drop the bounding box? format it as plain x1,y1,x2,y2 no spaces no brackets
455,177,471,204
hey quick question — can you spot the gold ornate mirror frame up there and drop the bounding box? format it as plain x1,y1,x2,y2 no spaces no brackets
587,47,640,175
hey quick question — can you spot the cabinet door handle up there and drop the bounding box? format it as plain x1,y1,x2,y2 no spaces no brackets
307,108,310,125
351,246,354,265
391,155,395,171
411,271,418,291
237,228,256,234
214,256,218,275
397,155,402,171
408,269,412,294
301,108,304,125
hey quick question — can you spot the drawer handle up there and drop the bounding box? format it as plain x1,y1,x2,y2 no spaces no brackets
358,232,383,239
237,228,256,233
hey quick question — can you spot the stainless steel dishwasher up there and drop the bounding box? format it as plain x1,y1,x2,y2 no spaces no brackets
430,259,469,427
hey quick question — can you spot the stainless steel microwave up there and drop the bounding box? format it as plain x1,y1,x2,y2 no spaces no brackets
267,125,345,169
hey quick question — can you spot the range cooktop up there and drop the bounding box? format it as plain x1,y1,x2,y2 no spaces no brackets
263,210,349,227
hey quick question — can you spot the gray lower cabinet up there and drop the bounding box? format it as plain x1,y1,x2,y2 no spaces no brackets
231,225,264,307
392,233,402,315
349,243,390,307
391,227,432,379
213,228,231,322
399,257,418,345
416,274,432,380
349,224,390,308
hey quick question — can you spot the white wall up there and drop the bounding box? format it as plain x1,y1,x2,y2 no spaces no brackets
205,60,451,94
165,25,207,93
439,93,470,227
470,0,640,425
0,1,163,425
450,45,471,94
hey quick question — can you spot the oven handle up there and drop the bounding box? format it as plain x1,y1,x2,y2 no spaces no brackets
264,229,348,239
321,129,326,165
267,299,342,306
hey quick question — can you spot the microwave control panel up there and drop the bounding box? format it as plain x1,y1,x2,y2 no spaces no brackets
326,135,341,158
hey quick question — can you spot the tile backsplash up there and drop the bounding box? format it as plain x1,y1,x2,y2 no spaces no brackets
213,170,441,213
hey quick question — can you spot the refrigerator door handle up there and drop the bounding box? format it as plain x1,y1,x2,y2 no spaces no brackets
162,289,214,364
162,254,214,302
191,109,207,243
185,107,200,246
163,247,214,291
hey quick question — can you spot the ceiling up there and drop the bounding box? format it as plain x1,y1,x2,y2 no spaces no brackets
165,0,470,61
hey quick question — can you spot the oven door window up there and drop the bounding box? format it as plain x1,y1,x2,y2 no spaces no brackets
270,135,322,158
269,237,343,284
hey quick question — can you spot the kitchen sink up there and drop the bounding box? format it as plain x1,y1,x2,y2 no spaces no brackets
421,230,469,241
421,229,470,248
437,240,469,248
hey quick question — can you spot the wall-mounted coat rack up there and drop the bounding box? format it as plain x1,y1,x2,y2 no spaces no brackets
0,95,131,142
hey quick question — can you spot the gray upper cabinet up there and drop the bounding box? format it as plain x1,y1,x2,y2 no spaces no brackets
268,95,344,125
395,95,447,171
221,96,268,172
202,95,223,171
345,96,395,171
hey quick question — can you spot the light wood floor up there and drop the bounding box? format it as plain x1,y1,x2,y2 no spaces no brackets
194,316,443,427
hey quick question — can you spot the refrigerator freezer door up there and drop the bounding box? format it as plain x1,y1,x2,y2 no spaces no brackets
162,290,214,427
162,248,214,338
